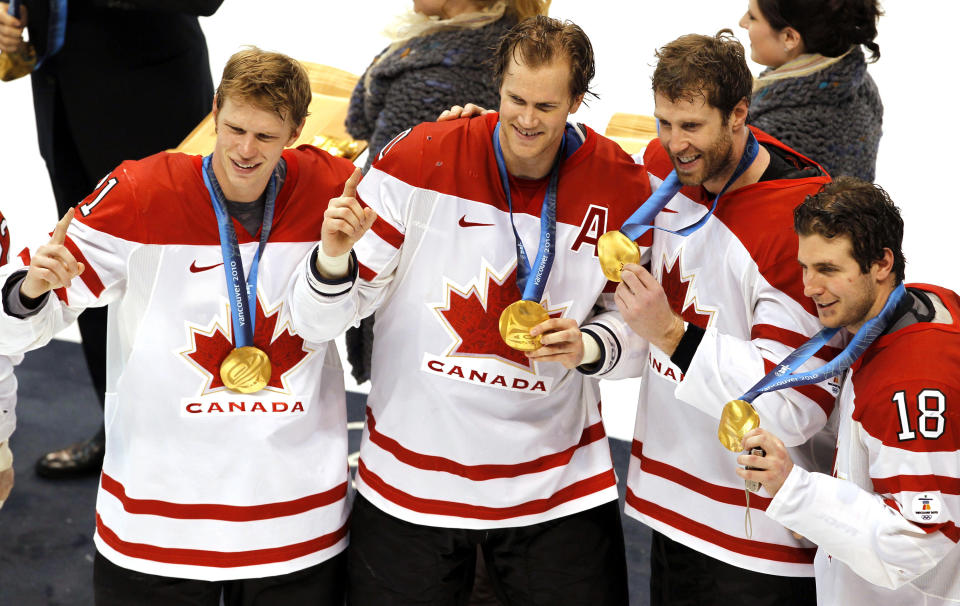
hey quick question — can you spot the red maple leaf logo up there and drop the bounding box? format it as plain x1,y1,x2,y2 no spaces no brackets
183,299,310,393
435,267,562,369
660,255,713,329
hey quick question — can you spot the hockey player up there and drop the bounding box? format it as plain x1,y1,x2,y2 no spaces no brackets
0,49,354,604
0,208,20,511
739,177,960,606
292,16,649,605
578,31,837,604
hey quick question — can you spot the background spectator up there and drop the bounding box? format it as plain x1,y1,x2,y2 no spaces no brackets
740,0,883,181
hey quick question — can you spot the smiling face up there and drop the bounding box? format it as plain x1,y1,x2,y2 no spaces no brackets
497,54,583,180
211,96,302,202
798,232,891,333
654,92,743,189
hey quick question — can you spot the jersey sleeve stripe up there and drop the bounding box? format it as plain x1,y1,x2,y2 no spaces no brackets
366,212,404,250
871,474,960,496
761,358,835,416
100,473,348,521
632,440,773,509
751,323,844,359
96,514,348,568
63,234,106,298
358,459,616,520
357,262,376,282
626,489,817,564
366,407,607,480
17,248,30,267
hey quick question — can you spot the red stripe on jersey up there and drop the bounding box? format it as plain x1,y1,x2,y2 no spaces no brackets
871,474,960,496
366,407,607,480
95,514,348,568
631,440,772,509
761,358,835,416
358,459,616,520
53,287,68,305
100,473,348,521
751,324,843,360
626,489,817,564
18,248,30,266
63,235,105,298
939,522,960,543
358,262,376,282
366,212,404,251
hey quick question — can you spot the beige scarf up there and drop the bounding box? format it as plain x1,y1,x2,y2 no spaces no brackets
753,47,853,93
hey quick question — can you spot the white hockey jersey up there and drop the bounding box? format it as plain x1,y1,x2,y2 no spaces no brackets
583,128,841,576
767,284,960,604
293,113,651,529
0,149,355,581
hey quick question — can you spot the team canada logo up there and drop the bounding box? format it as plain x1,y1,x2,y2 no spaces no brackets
659,250,716,330
424,260,566,393
178,298,313,415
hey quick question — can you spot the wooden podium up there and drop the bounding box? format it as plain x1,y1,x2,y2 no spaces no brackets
174,61,367,161
604,112,658,155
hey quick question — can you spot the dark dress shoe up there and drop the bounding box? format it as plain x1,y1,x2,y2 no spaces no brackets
35,434,105,479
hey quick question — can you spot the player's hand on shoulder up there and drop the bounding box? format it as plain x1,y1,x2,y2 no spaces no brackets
321,168,377,258
0,2,27,53
527,317,585,369
21,208,85,300
437,103,492,122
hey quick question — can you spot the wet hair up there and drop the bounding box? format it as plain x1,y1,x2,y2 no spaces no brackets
756,0,883,61
651,29,752,120
215,47,311,131
794,176,905,282
493,15,596,102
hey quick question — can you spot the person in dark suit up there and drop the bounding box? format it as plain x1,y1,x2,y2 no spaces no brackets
0,0,222,477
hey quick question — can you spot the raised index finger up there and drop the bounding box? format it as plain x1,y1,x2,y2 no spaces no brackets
341,167,362,199
51,208,75,245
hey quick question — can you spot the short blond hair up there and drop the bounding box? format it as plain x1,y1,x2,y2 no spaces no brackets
215,47,311,131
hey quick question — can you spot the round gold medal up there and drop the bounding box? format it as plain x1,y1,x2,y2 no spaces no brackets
717,399,760,452
499,300,550,351
220,346,272,394
597,230,640,282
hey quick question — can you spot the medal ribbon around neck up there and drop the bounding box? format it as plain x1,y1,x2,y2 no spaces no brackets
492,121,570,351
598,129,760,281
201,154,280,393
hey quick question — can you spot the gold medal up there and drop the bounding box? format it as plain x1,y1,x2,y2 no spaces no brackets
717,399,760,452
220,346,272,394
499,300,549,351
597,230,640,282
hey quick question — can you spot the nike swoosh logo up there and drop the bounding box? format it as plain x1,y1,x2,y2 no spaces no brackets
190,260,224,273
459,215,494,228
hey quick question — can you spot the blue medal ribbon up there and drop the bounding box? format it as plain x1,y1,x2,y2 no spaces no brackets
620,129,760,242
201,155,279,348
493,122,575,302
739,282,908,402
